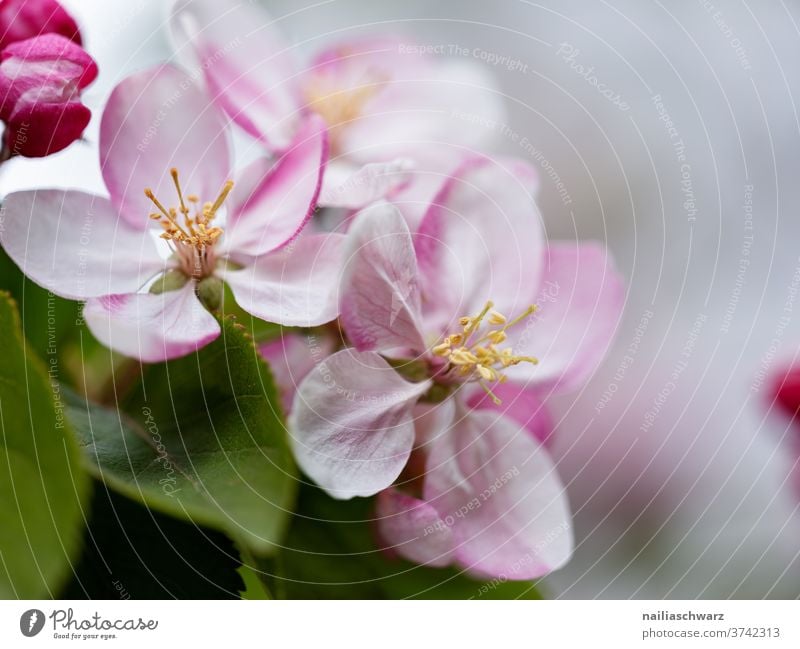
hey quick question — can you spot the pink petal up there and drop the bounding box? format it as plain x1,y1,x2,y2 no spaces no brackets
0,34,96,97
340,59,506,162
468,383,554,447
412,398,456,450
0,0,82,50
83,281,221,363
388,147,466,232
0,34,97,157
309,36,426,87
220,233,344,327
259,331,337,415
288,349,431,499
318,158,414,209
376,488,455,567
171,0,300,150
3,100,90,158
220,114,327,258
100,63,231,229
339,202,426,353
505,242,626,393
415,154,543,332
424,407,573,579
0,190,165,299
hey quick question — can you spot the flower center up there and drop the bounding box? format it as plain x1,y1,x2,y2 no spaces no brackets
431,301,539,404
145,168,233,280
304,70,384,152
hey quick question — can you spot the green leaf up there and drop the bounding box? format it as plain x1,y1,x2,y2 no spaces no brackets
220,282,282,343
67,315,297,557
271,485,544,599
0,292,90,597
0,248,113,399
238,563,272,600
61,482,244,599
0,248,82,357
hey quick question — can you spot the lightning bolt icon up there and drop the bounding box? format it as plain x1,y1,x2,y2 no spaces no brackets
28,611,38,632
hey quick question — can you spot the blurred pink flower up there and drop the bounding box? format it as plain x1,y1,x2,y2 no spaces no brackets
0,64,343,362
771,365,800,420
287,156,625,578
171,0,504,209
0,0,82,51
0,33,96,157
769,364,800,491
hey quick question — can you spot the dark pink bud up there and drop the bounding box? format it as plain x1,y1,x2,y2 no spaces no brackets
772,365,800,419
0,0,81,51
0,33,97,157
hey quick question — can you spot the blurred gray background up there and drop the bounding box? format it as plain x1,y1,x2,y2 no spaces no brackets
11,0,799,598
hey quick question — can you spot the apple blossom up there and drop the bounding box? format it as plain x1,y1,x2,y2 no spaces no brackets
171,0,504,208
0,63,342,362
288,156,624,578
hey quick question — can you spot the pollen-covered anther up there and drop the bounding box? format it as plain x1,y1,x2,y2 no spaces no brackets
432,340,453,356
477,365,497,381
433,301,540,404
144,169,234,279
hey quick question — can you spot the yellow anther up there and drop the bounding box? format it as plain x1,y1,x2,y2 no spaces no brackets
432,341,452,356
450,349,478,365
144,188,171,220
474,346,494,361
432,301,540,403
208,180,235,220
170,167,190,218
477,365,497,381
144,170,234,279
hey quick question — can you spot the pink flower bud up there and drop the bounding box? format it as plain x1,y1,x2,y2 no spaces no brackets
0,0,81,51
0,33,97,157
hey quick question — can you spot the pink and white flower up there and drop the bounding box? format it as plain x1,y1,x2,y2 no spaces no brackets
287,156,625,578
171,0,505,209
0,63,342,362
0,33,97,157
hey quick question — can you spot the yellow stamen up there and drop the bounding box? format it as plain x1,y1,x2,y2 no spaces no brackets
207,180,234,221
144,170,234,279
480,381,502,406
170,167,190,219
463,300,494,342
477,365,496,381
144,188,171,221
432,341,452,356
432,301,540,403
304,70,385,151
